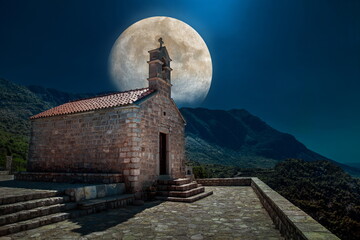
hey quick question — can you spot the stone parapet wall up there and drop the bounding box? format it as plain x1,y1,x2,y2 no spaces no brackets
15,172,123,184
196,177,339,240
251,178,339,240
196,177,251,186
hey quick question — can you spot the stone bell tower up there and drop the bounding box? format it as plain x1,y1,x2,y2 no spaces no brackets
147,38,172,97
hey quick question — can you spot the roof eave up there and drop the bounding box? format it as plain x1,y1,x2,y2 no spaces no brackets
134,90,157,105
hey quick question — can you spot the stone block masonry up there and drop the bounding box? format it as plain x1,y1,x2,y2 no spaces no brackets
64,183,125,202
197,178,340,240
136,94,185,193
28,106,141,174
26,92,186,194
15,172,123,184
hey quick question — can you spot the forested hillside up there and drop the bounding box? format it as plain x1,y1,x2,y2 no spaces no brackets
0,78,50,170
263,159,360,240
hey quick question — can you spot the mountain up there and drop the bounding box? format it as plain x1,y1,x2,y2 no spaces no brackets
26,85,97,109
180,107,360,176
0,78,52,137
0,78,51,170
0,78,359,176
0,79,97,137
181,107,327,166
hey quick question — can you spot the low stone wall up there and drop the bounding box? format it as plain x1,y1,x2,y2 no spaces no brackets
196,177,339,240
196,177,251,186
15,172,123,184
64,183,126,202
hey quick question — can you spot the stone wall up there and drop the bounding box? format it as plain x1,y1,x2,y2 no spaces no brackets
197,177,339,240
15,172,123,184
64,183,126,202
28,105,140,174
251,178,339,240
196,178,251,186
134,94,186,193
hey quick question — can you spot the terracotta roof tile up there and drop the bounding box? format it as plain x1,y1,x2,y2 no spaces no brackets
31,88,154,119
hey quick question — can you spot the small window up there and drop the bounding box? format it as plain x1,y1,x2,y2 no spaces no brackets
163,112,166,116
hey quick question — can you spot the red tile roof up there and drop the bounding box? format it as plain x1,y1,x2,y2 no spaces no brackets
31,88,154,119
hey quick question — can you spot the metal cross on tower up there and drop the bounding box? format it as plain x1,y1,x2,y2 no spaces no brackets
158,37,164,48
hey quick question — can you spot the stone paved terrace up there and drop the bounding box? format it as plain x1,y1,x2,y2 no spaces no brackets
3,186,283,240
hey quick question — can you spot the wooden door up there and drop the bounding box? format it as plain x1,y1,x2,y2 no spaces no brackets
159,133,167,175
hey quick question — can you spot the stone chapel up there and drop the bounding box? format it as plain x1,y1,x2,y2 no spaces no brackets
20,39,187,194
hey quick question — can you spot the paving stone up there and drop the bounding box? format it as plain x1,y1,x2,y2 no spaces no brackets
6,186,284,239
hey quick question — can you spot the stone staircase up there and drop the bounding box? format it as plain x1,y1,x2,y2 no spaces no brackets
156,178,213,203
0,190,77,236
0,187,135,236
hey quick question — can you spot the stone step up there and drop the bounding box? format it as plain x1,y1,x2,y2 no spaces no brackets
0,196,70,215
78,194,135,211
156,191,213,203
0,190,61,205
0,202,77,226
157,178,191,186
0,194,136,236
157,186,205,198
0,212,72,236
157,181,198,191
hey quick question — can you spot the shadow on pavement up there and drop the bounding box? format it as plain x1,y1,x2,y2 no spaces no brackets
68,200,163,236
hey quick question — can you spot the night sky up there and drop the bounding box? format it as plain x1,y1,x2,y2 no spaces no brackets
1,0,359,166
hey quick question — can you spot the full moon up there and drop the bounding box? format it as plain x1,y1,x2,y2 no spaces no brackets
109,16,212,105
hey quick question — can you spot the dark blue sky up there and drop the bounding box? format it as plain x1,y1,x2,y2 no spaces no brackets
1,0,359,165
